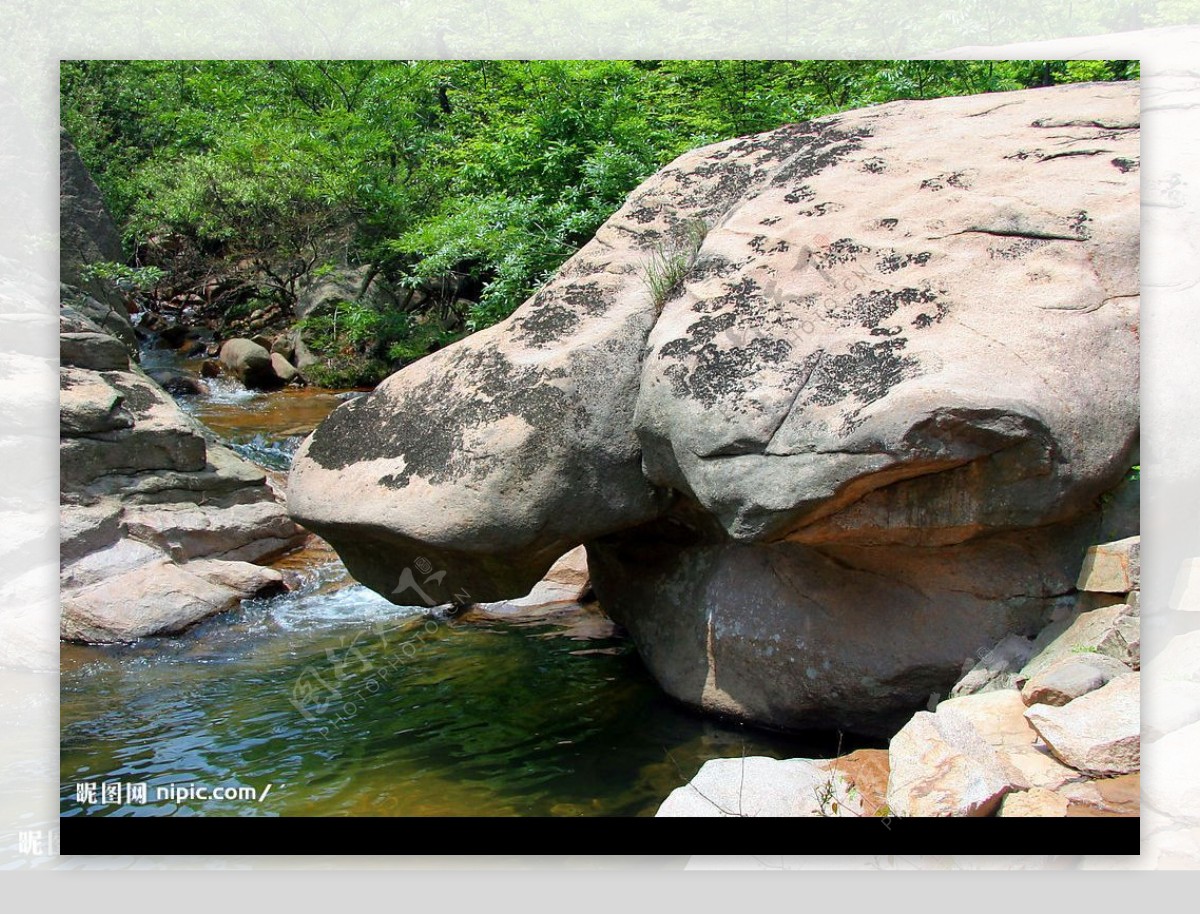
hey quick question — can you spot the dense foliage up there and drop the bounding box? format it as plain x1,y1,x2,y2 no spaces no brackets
62,59,1138,383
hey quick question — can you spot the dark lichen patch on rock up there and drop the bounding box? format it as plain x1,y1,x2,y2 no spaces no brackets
911,301,950,329
783,185,816,204
1111,157,1139,173
795,201,842,218
802,338,918,410
306,345,578,488
877,251,932,274
688,253,750,284
624,200,662,224
813,238,870,269
759,215,782,226
662,334,797,408
877,218,899,231
1067,210,1092,240
513,290,581,348
768,122,871,189
748,234,791,255
860,157,886,173
656,274,824,408
101,373,158,414
826,286,938,330
919,171,972,192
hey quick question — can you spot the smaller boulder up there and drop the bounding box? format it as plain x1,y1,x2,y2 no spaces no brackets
1025,673,1140,776
1059,773,1139,817
219,338,280,390
951,633,1036,698
185,558,286,598
270,352,300,385
1020,654,1132,707
157,324,191,348
61,557,243,642
1019,603,1140,681
147,368,206,397
1077,536,1140,593
60,331,130,371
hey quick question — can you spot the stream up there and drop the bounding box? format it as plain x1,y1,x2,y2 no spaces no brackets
60,340,852,818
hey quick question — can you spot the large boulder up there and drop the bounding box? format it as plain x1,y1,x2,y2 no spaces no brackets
289,82,1140,734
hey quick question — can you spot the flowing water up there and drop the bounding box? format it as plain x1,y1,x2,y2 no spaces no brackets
61,341,860,817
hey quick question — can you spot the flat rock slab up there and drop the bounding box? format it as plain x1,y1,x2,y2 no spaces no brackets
816,748,890,817
1021,654,1132,707
124,500,303,563
655,756,860,817
1061,773,1139,817
1025,673,1140,776
60,331,130,372
61,557,242,642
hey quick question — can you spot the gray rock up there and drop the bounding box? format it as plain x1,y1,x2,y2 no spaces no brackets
289,83,1140,732
147,368,206,397
60,331,129,371
61,289,136,351
1020,654,1132,707
184,558,285,597
269,351,300,385
219,338,281,390
655,756,860,817
295,263,390,319
1077,535,1140,593
1025,673,1140,776
59,369,208,487
951,633,1036,698
59,499,123,564
59,131,125,310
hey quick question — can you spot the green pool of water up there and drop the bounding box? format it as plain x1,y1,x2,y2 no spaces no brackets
61,569,856,818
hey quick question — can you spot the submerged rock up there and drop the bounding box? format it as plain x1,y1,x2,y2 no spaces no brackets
289,82,1140,733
